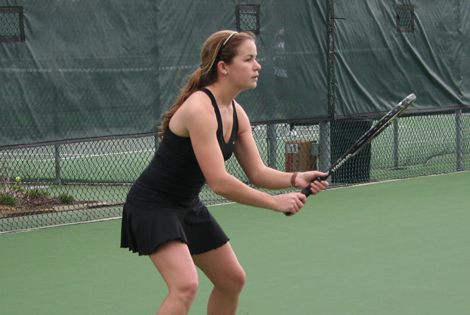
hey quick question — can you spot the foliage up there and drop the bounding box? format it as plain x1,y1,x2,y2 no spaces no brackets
59,192,75,205
0,194,18,206
28,188,50,198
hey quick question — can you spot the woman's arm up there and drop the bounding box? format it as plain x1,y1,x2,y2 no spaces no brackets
233,103,328,191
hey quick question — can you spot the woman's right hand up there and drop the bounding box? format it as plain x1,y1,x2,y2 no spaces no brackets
271,192,307,216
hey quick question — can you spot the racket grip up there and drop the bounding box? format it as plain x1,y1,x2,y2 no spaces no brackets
283,184,313,216
283,176,328,216
301,185,313,197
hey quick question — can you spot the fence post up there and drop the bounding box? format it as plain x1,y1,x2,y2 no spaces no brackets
327,0,336,119
267,123,277,169
319,121,331,175
393,119,399,168
54,144,61,184
455,109,463,171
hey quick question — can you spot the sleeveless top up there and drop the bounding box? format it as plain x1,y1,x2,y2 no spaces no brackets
126,88,238,209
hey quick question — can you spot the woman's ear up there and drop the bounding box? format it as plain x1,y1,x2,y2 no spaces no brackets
217,60,228,76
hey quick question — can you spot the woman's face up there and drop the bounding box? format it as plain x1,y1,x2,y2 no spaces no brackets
225,39,262,90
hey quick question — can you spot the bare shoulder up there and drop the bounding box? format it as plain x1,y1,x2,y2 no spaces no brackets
170,91,217,137
182,91,214,115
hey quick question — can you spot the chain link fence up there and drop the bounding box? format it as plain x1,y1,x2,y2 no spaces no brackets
1,108,469,233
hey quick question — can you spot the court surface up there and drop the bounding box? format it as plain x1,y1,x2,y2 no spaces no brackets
1,171,469,314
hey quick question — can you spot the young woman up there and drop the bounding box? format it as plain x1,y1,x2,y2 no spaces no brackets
121,30,329,315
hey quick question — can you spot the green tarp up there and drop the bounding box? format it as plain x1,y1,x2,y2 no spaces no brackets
1,0,468,147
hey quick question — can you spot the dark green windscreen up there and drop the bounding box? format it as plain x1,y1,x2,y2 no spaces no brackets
1,1,160,147
1,0,469,147
334,0,470,116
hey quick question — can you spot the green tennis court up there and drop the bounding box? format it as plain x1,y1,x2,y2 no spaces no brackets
1,171,469,314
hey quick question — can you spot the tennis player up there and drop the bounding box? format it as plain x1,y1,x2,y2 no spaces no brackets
121,30,328,315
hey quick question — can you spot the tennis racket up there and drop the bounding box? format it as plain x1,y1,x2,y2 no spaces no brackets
285,93,416,216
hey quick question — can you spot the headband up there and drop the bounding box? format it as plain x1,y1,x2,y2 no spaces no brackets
200,32,239,70
215,31,238,61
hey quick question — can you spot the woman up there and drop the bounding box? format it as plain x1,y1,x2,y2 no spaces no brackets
121,30,328,315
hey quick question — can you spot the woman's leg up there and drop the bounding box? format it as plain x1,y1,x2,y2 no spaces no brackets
192,242,246,315
150,240,199,315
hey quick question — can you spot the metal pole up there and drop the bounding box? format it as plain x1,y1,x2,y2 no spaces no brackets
327,0,336,119
325,0,335,180
455,109,463,171
267,123,278,169
393,120,399,168
319,121,331,174
54,144,61,185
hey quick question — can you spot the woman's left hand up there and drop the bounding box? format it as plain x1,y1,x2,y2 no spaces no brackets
295,171,329,195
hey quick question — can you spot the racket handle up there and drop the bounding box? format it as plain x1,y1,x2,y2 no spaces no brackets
283,176,328,216
283,184,312,216
283,185,311,216
301,185,313,197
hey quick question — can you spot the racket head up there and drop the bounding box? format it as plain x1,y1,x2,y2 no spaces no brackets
286,93,416,215
328,93,416,174
360,93,416,143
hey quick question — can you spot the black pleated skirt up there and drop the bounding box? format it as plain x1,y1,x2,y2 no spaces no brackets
120,198,229,256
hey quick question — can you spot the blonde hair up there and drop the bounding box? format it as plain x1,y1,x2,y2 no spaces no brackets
158,30,256,138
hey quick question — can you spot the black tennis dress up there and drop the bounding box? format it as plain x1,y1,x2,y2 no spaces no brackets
121,88,238,256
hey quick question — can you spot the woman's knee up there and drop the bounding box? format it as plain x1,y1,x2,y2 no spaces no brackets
150,241,199,305
234,267,246,291
170,278,199,305
219,266,246,294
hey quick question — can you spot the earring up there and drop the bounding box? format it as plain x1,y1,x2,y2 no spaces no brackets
224,71,228,75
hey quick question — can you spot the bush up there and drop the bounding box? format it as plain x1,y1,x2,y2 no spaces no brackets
59,192,74,204
28,188,50,198
0,194,18,206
